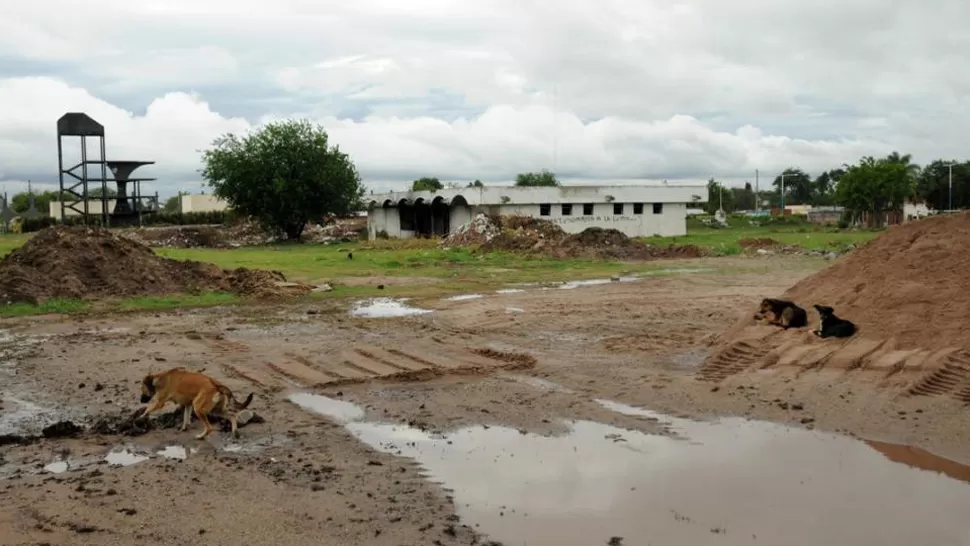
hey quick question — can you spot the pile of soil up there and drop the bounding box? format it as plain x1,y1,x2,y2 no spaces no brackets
738,237,780,248
778,212,970,349
121,217,367,249
448,214,702,260
0,225,310,304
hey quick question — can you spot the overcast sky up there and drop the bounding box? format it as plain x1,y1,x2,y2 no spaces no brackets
1,0,968,197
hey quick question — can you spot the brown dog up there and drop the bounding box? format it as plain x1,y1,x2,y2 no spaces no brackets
136,367,254,440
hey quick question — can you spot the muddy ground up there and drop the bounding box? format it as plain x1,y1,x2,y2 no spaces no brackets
2,256,970,546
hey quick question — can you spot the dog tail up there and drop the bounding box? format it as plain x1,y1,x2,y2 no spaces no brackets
236,392,255,410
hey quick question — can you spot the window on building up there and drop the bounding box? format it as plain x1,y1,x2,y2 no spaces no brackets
562,204,573,216
613,203,624,215
633,203,644,215
653,203,663,214
539,203,551,216
583,203,594,216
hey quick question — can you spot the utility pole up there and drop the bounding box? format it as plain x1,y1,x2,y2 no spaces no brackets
949,163,954,212
755,169,760,212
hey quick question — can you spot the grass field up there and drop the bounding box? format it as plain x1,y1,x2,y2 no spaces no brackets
0,217,882,317
641,215,880,254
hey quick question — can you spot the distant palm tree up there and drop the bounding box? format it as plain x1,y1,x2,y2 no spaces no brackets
884,151,921,179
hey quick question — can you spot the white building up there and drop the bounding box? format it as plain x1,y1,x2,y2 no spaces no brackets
366,184,706,240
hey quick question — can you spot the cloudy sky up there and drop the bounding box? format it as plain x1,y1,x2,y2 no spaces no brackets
1,0,968,197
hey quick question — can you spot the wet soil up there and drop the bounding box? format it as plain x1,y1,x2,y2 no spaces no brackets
3,257,970,545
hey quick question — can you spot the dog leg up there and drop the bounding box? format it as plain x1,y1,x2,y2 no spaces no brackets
230,415,239,440
180,405,192,432
134,397,166,422
192,404,214,440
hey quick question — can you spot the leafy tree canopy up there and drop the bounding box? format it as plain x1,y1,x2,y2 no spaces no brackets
201,119,365,241
515,170,559,187
411,177,443,191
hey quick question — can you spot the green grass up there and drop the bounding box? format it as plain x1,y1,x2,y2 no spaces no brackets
641,215,881,255
0,216,880,317
0,297,90,317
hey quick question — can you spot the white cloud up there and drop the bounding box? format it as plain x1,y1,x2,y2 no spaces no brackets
0,0,968,195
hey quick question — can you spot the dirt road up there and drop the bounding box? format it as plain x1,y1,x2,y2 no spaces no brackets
3,257,970,546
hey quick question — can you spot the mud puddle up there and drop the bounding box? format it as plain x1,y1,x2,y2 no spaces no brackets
349,298,433,318
291,392,970,546
444,294,485,301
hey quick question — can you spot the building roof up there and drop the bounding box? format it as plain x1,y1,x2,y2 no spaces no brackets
367,183,707,208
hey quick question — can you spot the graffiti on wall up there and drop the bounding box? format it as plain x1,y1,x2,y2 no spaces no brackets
550,215,641,225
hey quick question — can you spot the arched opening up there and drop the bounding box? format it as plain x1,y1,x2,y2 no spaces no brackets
430,196,450,236
412,197,433,237
398,198,415,232
448,194,472,233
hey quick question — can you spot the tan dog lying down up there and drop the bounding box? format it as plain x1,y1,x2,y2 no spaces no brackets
137,367,254,439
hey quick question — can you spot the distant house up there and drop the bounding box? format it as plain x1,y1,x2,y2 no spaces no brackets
365,184,707,240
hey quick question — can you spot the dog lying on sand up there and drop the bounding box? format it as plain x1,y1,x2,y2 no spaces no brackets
753,298,808,330
812,304,856,339
136,367,254,440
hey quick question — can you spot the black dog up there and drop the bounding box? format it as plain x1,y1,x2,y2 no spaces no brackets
812,305,856,338
754,298,808,330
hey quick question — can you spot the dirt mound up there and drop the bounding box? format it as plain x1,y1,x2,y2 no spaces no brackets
0,225,310,304
89,406,265,437
701,212,970,385
449,213,701,260
738,237,780,248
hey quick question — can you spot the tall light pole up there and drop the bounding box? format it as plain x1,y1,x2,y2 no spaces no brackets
779,173,794,211
755,169,760,212
949,162,954,212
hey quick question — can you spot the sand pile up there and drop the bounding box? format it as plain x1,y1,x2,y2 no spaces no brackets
700,212,970,385
780,212,970,349
444,214,702,260
0,225,310,304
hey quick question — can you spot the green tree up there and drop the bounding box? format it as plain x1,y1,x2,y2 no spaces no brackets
772,167,813,206
467,179,484,188
11,190,58,214
88,186,118,198
916,159,970,211
515,170,559,187
162,192,188,213
704,178,736,214
732,182,757,210
411,177,443,191
835,156,914,227
201,119,365,241
812,168,844,206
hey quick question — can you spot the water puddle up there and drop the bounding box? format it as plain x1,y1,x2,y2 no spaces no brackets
292,393,970,546
495,288,525,294
349,298,432,318
444,294,484,301
640,267,714,276
505,307,525,314
287,393,365,423
156,446,188,460
43,461,69,474
0,396,64,436
104,449,149,467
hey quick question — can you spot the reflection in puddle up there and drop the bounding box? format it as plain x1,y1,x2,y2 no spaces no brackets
293,393,970,546
43,461,69,474
157,446,188,460
287,393,365,423
505,307,524,314
495,288,525,294
445,294,484,301
349,298,433,318
104,449,149,467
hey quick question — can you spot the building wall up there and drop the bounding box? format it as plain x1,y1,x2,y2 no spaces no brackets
368,201,688,239
179,194,228,213
50,200,118,218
